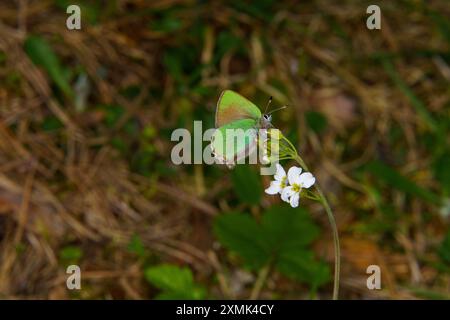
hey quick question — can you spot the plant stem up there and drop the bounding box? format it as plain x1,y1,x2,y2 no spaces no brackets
293,154,340,300
250,264,271,300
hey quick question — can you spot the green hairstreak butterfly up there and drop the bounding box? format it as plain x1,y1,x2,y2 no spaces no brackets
210,90,274,167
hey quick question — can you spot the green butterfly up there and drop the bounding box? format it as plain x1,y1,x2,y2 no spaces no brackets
211,90,273,167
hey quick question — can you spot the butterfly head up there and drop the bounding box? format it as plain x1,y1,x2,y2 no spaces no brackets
261,114,272,128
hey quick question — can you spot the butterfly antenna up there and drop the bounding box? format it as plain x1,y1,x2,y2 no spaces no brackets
268,105,289,115
264,96,273,114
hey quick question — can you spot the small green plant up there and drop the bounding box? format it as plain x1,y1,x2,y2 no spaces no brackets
145,264,207,300
24,35,73,99
59,245,83,265
214,205,330,298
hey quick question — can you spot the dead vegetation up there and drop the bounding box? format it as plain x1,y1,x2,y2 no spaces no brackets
0,0,449,299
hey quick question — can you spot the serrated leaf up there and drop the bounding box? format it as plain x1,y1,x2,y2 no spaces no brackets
213,212,270,269
145,264,206,300
231,165,262,205
213,205,330,288
276,250,330,289
24,35,73,99
261,206,320,252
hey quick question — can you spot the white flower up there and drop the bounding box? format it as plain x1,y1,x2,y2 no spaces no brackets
264,163,288,195
280,166,316,208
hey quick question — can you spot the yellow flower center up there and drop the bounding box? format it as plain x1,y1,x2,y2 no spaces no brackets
280,176,287,188
292,183,301,193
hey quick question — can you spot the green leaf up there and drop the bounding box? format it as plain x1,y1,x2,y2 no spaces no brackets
97,104,125,127
305,111,328,134
213,205,330,288
127,234,146,258
213,212,270,269
144,264,206,300
231,165,262,205
276,250,331,289
59,245,83,263
366,160,440,204
24,35,73,99
150,16,182,33
261,206,320,252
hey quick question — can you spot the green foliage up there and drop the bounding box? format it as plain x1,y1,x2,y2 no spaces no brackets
276,251,330,290
366,160,440,204
24,35,73,99
215,31,244,62
54,0,101,24
163,44,202,92
59,245,83,264
150,14,182,33
41,116,63,131
305,111,328,134
213,205,330,288
231,165,262,205
433,149,450,195
213,212,268,269
97,104,125,128
145,264,207,299
127,234,146,259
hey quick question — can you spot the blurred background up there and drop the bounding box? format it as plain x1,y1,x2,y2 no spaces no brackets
0,0,449,299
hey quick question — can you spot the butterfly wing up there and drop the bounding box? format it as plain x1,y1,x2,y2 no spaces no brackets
215,90,262,128
211,118,259,167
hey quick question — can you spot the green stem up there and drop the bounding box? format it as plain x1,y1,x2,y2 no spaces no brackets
293,154,340,300
250,264,271,300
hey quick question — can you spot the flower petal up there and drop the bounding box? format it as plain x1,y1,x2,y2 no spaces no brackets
289,193,300,208
265,181,281,195
274,163,286,181
287,166,302,185
298,172,315,188
281,186,295,202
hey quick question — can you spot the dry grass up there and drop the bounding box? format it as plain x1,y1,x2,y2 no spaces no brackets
0,0,449,299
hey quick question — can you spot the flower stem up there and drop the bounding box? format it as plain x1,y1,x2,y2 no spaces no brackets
293,154,340,300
